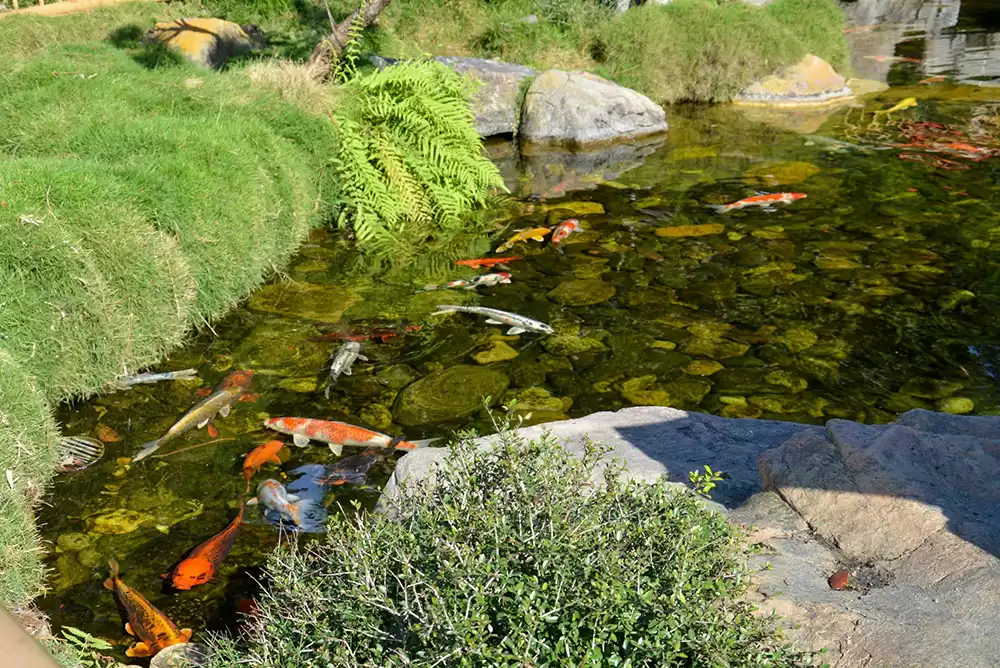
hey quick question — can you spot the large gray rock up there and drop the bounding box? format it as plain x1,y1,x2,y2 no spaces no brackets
519,70,668,147
434,57,536,137
753,409,1000,667
381,406,821,510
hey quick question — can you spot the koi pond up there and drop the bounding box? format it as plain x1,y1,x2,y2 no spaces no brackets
37,28,1000,666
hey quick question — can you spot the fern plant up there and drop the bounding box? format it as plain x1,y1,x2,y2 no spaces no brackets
330,60,507,255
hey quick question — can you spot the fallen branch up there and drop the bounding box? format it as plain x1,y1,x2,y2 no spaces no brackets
307,0,394,79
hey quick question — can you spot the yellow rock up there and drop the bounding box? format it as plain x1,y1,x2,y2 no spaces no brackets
745,162,820,186
144,18,266,69
683,360,724,376
655,224,724,238
735,54,852,107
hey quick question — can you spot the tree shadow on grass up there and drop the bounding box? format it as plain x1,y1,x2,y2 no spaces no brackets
106,24,187,70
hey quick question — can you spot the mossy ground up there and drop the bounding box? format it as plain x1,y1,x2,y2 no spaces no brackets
0,8,337,616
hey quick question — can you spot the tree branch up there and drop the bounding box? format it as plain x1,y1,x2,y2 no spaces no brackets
307,0,395,79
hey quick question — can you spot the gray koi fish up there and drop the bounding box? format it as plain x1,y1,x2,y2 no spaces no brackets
324,341,367,399
432,305,553,335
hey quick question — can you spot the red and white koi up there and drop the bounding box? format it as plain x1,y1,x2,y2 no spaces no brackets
550,218,581,247
707,192,807,213
264,417,418,456
421,272,512,292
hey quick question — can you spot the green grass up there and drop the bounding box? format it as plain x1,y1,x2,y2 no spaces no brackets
0,35,336,612
205,428,816,666
333,0,849,104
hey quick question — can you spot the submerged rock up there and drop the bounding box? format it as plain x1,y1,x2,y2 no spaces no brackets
472,340,520,364
394,365,509,426
248,282,358,323
376,364,420,390
937,397,974,415
655,224,724,238
547,279,616,306
359,403,394,431
744,161,820,186
87,509,150,535
683,360,724,376
520,70,668,146
899,378,964,400
506,387,567,413
681,338,750,360
620,376,672,406
541,335,606,356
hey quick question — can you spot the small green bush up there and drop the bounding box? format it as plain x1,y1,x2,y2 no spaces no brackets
207,429,814,666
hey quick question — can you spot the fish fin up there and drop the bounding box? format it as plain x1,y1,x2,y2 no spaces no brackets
131,440,161,462
343,368,351,376
328,443,343,457
219,404,231,418
102,578,114,591
197,416,211,429
506,326,526,335
292,433,310,447
705,204,730,213
286,493,301,503
159,572,169,580
107,558,120,579
484,318,503,325
126,643,153,658
246,497,259,506
206,424,219,439
182,628,193,642
267,454,282,465
324,386,332,400
432,305,458,315
358,355,369,361
125,622,136,636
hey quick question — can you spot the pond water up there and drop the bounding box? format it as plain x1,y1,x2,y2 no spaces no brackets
37,15,1000,661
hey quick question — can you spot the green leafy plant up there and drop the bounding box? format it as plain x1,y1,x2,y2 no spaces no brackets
60,626,113,668
330,60,506,255
206,426,815,666
689,464,725,498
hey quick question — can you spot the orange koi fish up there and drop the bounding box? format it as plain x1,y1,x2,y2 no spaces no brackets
163,504,245,590
455,257,521,268
496,227,551,253
132,370,254,462
264,417,417,456
550,218,581,247
104,559,192,658
242,440,284,491
708,193,806,213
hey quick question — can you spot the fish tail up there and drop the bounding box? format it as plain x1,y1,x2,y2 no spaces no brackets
706,204,731,213
388,436,417,450
104,558,120,590
432,305,458,315
131,439,162,462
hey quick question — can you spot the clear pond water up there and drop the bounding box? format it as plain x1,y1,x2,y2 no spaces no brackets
37,20,1000,663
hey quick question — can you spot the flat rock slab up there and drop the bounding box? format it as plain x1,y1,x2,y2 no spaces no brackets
520,70,668,146
381,406,821,510
754,408,1000,667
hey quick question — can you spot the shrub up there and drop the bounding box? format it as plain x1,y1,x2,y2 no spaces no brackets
206,428,814,666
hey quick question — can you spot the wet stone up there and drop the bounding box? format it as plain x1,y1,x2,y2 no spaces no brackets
765,370,808,393
663,378,712,405
57,533,90,552
714,368,785,395
394,365,510,426
506,387,566,412
87,509,151,535
898,377,965,400
278,377,319,393
687,322,731,340
681,338,750,359
248,283,358,323
509,361,547,387
748,395,807,414
376,364,420,390
547,279,616,306
541,335,606,356
472,340,519,364
620,376,672,406
359,403,394,431
683,360,724,376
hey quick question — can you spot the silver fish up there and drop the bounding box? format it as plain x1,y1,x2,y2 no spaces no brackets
432,305,553,335
324,341,367,399
113,368,198,390
422,272,512,292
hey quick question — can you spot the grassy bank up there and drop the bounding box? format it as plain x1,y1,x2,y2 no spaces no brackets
322,0,849,103
0,19,337,613
206,429,815,666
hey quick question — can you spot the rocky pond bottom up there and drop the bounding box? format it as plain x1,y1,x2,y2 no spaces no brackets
37,98,1000,658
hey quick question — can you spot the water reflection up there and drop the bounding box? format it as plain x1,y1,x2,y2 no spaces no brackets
841,0,1000,86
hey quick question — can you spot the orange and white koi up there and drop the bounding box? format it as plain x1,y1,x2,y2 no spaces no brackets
495,227,551,253
132,370,254,462
708,193,807,213
455,257,521,268
163,504,245,591
421,272,512,292
242,440,284,491
248,479,328,532
104,559,192,658
550,218,581,247
264,417,418,456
